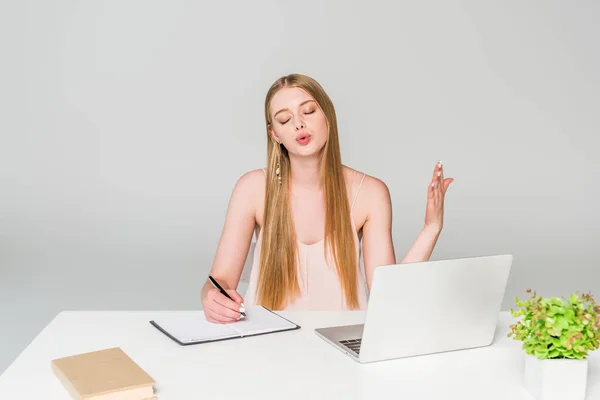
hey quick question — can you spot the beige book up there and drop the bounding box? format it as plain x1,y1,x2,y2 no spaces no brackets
51,347,157,400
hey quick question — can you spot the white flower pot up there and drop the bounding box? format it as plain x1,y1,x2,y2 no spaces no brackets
524,353,588,400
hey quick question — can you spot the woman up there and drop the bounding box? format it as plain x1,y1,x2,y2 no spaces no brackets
201,74,453,323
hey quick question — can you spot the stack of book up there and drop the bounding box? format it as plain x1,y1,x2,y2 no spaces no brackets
51,347,157,399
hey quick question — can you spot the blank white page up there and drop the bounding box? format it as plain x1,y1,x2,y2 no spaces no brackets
228,306,297,336
151,307,298,344
151,313,239,343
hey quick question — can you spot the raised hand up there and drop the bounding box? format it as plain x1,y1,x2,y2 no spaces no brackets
424,160,453,233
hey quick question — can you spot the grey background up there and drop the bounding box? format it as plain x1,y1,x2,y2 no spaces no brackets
1,0,598,375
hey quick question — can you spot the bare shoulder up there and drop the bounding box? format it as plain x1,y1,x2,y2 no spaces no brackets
365,175,391,201
342,165,391,201
234,168,266,191
342,166,392,229
231,168,267,228
229,168,265,216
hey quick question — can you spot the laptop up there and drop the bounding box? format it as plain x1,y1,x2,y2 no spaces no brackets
314,254,513,363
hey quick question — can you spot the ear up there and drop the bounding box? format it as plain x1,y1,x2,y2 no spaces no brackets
268,124,280,144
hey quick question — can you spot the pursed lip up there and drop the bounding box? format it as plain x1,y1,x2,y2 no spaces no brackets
295,132,311,141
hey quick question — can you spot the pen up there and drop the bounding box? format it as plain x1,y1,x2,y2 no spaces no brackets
208,275,246,317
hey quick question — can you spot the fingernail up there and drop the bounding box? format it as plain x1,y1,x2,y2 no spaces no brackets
241,303,245,308
437,172,441,177
431,183,435,188
240,307,245,313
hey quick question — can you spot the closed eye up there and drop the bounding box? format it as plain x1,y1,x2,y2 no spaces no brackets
278,109,314,124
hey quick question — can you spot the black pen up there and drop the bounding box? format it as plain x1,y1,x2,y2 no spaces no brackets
208,275,246,317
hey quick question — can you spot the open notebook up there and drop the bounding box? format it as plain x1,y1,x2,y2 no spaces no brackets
150,306,300,345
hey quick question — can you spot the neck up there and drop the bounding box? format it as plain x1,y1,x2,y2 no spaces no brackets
288,154,322,190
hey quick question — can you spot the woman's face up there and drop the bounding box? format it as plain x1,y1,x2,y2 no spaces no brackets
269,87,328,157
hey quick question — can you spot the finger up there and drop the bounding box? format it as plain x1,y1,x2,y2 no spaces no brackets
428,181,435,198
212,294,244,317
208,313,237,324
435,175,444,201
226,289,244,306
208,305,240,323
205,310,225,324
431,160,442,181
430,161,443,198
444,178,454,192
214,303,242,320
210,290,244,313
206,314,225,324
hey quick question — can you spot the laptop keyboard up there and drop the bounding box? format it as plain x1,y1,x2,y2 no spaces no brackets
340,338,362,355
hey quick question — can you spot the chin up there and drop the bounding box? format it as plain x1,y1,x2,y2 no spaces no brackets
295,144,324,158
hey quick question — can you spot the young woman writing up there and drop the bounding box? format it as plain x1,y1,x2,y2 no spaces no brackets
201,74,453,323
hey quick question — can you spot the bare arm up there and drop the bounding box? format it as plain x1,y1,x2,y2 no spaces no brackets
361,176,444,290
200,170,263,301
361,177,396,290
399,160,451,263
397,226,441,264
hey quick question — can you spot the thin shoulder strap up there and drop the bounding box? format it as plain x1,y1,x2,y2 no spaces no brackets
262,168,266,176
351,173,367,213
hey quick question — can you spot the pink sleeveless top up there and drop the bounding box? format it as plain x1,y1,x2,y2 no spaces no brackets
243,171,369,311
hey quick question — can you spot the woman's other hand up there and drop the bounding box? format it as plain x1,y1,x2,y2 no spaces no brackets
424,160,453,233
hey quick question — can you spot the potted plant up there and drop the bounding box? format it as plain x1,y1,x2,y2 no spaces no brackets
508,289,600,400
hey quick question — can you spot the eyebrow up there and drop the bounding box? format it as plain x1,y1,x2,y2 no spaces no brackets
273,100,316,119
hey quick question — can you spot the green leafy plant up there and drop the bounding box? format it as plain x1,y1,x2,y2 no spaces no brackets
508,289,600,360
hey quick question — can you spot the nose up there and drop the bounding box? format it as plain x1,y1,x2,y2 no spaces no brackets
295,120,305,130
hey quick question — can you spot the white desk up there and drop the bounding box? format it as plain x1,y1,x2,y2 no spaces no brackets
1,311,599,399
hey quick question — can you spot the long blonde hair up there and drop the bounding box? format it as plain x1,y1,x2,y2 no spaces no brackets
256,74,359,310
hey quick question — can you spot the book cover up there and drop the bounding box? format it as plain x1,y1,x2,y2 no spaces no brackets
51,347,156,399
